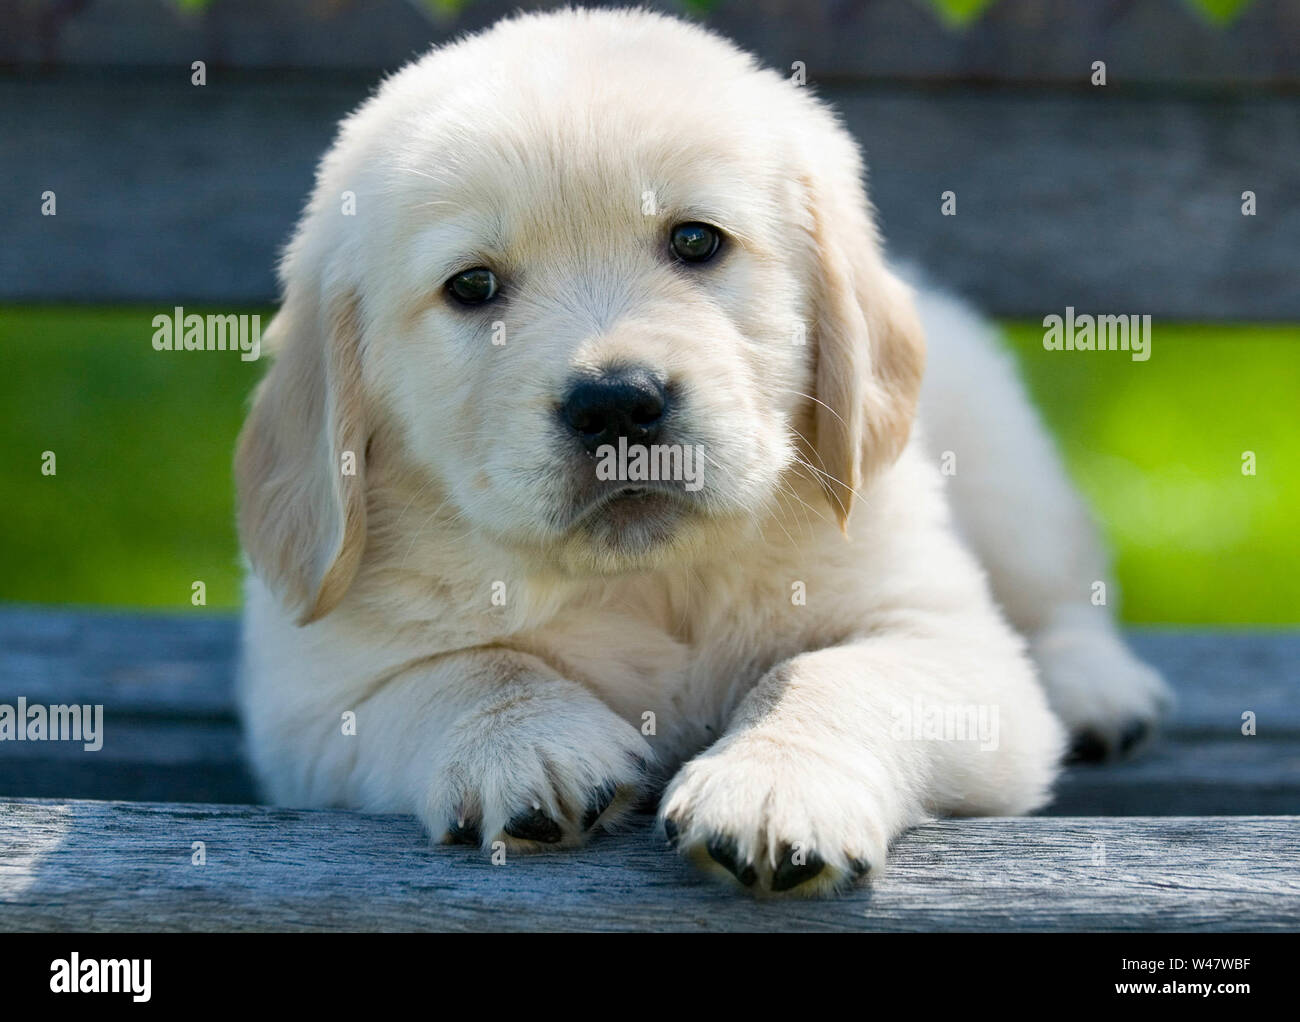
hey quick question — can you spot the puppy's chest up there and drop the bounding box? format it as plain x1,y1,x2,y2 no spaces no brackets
532,568,838,759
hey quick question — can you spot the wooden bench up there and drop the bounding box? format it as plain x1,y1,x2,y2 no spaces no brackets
5,0,1300,321
1,606,1297,931
3,1,1295,935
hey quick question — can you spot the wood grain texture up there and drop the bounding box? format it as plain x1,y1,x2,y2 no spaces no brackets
0,800,1296,932
4,609,1297,724
2,610,1296,930
1,609,1297,814
3,79,1298,318
0,607,235,717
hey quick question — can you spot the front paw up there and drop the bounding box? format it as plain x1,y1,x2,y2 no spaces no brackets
425,679,654,852
659,733,905,897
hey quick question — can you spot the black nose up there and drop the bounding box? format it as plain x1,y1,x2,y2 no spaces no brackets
560,368,669,454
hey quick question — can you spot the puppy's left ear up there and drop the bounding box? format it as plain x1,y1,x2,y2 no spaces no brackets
802,160,926,528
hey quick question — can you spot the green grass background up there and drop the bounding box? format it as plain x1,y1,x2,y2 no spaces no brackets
1,307,1296,622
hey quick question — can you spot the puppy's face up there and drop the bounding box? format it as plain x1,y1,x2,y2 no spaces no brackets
372,92,812,573
237,12,925,620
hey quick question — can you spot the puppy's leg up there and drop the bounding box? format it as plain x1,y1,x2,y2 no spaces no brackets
346,648,653,850
917,288,1172,758
660,613,1066,896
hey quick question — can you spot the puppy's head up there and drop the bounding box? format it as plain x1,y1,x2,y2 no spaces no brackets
236,9,925,624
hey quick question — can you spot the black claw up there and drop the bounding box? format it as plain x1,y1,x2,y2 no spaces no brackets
849,857,872,879
582,782,618,831
1119,720,1150,755
770,845,826,892
706,835,757,887
504,806,563,843
446,817,481,846
663,817,679,848
1067,730,1109,764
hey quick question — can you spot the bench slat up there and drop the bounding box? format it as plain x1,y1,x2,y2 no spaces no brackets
1,801,1295,932
4,726,1295,816
4,81,1299,319
3,609,1297,728
1,609,1297,813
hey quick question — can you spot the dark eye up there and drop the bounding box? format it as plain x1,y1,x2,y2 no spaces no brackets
669,222,722,263
446,267,500,305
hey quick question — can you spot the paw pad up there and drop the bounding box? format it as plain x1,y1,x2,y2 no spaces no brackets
770,845,825,892
706,834,757,887
504,806,563,844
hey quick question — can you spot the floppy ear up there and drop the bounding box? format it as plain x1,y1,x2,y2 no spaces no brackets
235,286,368,625
804,167,926,529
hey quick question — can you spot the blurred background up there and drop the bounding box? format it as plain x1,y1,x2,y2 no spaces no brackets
1,0,1297,623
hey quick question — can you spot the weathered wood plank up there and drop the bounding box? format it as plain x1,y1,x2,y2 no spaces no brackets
6,0,1298,86
3,77,1298,317
1127,630,1300,732
4,725,1292,816
0,607,235,718
1048,737,1300,816
0,801,1295,932
3,609,1297,727
0,720,256,805
1,608,1297,812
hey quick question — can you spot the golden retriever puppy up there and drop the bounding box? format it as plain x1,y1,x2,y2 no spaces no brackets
235,8,1171,896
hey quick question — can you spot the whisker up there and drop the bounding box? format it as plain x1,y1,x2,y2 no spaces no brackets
772,387,850,431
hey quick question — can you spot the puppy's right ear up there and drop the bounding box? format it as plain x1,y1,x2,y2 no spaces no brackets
235,287,368,625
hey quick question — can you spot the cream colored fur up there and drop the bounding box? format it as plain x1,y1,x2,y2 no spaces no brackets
235,8,1171,897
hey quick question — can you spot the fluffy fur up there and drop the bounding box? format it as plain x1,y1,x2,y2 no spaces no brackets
235,8,1171,896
